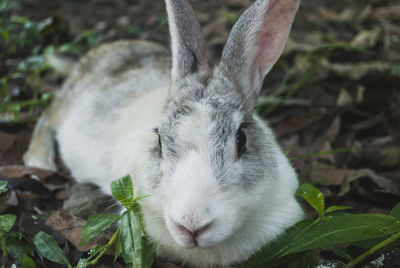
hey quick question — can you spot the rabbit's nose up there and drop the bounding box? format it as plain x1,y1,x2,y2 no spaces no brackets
175,220,214,241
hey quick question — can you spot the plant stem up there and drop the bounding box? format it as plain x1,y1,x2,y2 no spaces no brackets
85,227,120,267
0,230,7,268
347,231,400,267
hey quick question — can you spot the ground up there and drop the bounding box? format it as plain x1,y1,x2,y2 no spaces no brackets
0,0,400,267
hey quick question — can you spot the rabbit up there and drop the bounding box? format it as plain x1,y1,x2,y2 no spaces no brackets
24,0,304,267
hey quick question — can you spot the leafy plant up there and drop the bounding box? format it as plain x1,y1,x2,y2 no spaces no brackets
0,0,99,121
0,214,17,268
3,174,400,267
238,183,400,268
32,175,155,268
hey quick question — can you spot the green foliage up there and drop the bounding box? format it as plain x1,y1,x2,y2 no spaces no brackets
3,173,400,267
282,214,400,255
238,184,400,267
0,181,7,194
0,214,16,232
21,254,36,268
33,231,71,267
35,174,155,268
111,174,135,209
296,183,325,215
0,0,99,121
79,213,121,246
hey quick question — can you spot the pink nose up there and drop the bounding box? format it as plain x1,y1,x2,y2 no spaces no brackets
175,221,213,241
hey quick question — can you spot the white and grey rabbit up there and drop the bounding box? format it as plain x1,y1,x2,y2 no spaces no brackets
24,0,304,266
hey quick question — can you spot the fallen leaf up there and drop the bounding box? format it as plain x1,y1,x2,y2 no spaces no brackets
351,28,383,49
326,61,391,80
46,210,113,252
310,162,400,195
0,165,72,188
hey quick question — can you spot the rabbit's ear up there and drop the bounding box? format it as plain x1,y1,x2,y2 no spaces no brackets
219,0,300,104
166,0,208,84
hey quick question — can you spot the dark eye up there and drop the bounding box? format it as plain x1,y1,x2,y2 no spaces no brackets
236,124,247,158
154,128,162,154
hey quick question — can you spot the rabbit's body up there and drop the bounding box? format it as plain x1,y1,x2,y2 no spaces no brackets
55,40,170,192
25,0,304,267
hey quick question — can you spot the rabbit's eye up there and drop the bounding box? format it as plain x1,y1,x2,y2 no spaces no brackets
154,128,162,154
236,125,246,158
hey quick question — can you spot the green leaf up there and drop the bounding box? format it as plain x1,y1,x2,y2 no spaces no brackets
324,206,353,215
111,175,134,209
237,220,313,268
296,183,325,215
21,254,36,268
120,210,142,265
114,237,122,262
80,213,121,246
282,214,400,255
33,231,71,267
0,180,7,194
75,258,89,268
0,214,16,232
390,202,400,218
6,231,34,258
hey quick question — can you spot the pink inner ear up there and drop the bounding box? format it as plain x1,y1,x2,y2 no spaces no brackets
249,0,299,89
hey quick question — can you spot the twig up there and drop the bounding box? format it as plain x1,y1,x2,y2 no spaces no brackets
85,227,120,267
347,231,400,267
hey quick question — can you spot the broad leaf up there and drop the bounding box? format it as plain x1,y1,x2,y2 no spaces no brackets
33,231,71,267
296,183,325,215
0,180,7,194
6,231,34,258
390,202,400,218
120,210,142,266
0,214,16,232
21,254,36,268
75,258,89,268
80,213,120,246
114,237,122,262
111,175,134,209
282,214,400,255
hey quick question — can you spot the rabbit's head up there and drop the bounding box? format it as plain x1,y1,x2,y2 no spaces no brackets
142,0,302,266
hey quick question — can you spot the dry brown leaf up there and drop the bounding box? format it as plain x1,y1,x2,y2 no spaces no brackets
0,132,16,154
0,165,72,187
0,129,31,165
374,5,400,21
274,111,325,137
46,210,112,252
351,28,383,49
326,61,391,80
310,162,400,195
336,88,353,106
